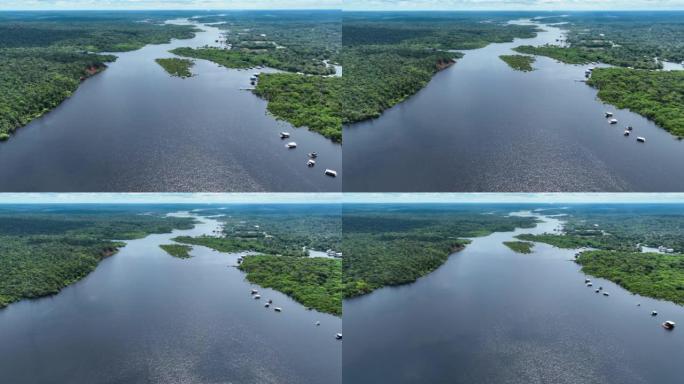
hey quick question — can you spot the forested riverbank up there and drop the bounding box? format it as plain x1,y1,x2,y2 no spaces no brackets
171,11,343,142
517,205,684,306
0,12,196,140
174,207,343,315
514,12,684,138
0,207,194,308
341,13,538,124
342,206,538,297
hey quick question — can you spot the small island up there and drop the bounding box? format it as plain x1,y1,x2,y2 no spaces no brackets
159,243,193,259
499,54,536,72
503,241,534,254
155,58,194,78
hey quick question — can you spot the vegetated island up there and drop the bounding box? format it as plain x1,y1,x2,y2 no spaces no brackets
174,209,342,315
155,58,194,78
513,12,684,138
516,206,684,306
159,243,193,258
342,207,538,298
499,54,536,72
0,208,195,309
170,12,343,142
0,12,196,141
503,241,534,253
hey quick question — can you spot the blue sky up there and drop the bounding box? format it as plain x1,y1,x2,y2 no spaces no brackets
1,193,683,204
1,0,682,10
0,0,340,10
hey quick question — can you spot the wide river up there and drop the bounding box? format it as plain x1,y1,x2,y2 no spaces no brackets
0,212,342,384
344,210,684,383
344,20,684,192
0,19,341,192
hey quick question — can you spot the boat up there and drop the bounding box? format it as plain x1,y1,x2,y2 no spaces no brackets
316,321,321,326
274,307,282,312
280,132,290,139
268,299,273,304
254,294,261,299
324,169,337,177
603,292,610,296
637,136,646,143
307,159,316,167
627,126,633,131
586,282,593,287
251,289,258,294
308,152,318,159
286,142,297,149
584,278,591,283
335,333,343,340
250,75,257,81
663,321,676,330
624,130,630,136
595,289,600,293
605,112,614,118
609,119,618,124
652,310,658,316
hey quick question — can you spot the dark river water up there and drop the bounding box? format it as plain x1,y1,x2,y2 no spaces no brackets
0,19,341,192
344,20,684,192
0,213,342,384
343,210,684,384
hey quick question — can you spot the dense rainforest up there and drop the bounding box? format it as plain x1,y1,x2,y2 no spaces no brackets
171,11,343,142
0,206,195,308
0,11,196,139
342,205,538,298
499,54,536,72
159,243,193,258
517,204,684,305
514,12,684,137
174,206,343,315
340,12,538,124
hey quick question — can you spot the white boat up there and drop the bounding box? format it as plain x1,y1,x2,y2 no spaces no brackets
586,282,593,287
286,142,297,149
624,130,630,136
308,152,318,158
324,169,337,177
605,112,614,118
637,136,646,143
609,119,618,124
316,321,321,326
251,289,258,294
335,333,343,340
307,159,316,167
254,294,261,299
264,303,270,308
663,321,676,330
595,289,600,293
603,292,610,296
274,307,282,312
652,310,658,316
280,132,290,138
584,278,591,283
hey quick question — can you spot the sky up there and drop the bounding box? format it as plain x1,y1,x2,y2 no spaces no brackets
1,193,684,204
1,0,683,10
0,0,340,10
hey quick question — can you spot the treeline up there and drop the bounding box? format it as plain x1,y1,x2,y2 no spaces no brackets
0,208,195,308
499,54,536,72
342,207,538,297
0,14,196,138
